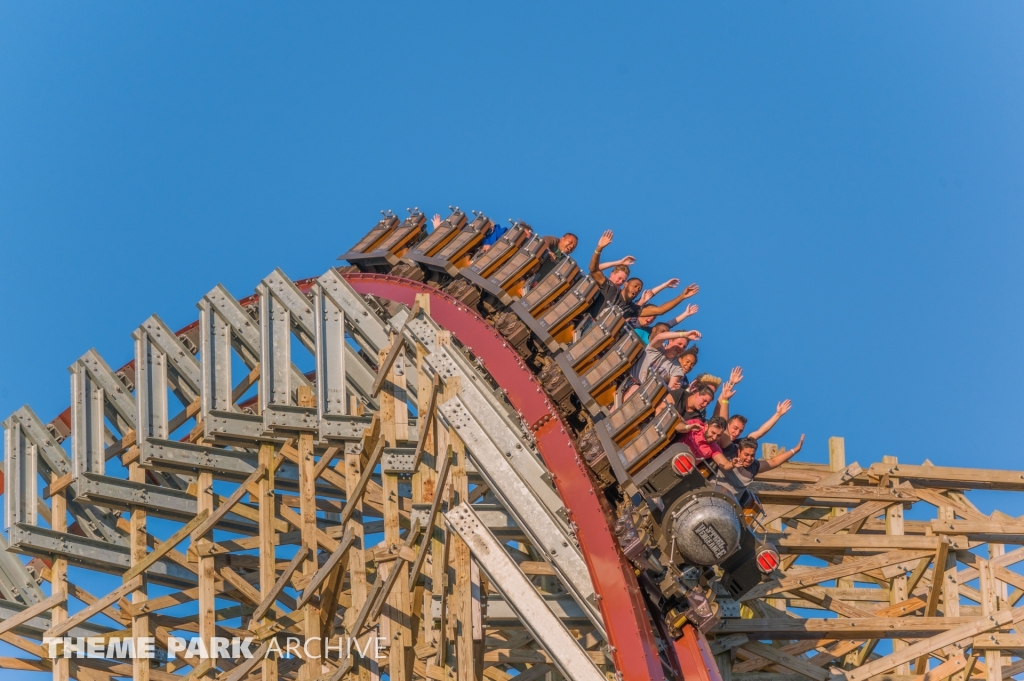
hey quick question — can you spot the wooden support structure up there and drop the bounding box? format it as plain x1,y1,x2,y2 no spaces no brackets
5,263,1024,681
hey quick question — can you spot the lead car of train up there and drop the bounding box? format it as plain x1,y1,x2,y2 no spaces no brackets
338,208,782,637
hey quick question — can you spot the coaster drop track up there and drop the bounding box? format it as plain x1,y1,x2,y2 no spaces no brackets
1,207,729,681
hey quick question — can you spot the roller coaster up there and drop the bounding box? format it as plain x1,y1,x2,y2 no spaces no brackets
5,206,1024,681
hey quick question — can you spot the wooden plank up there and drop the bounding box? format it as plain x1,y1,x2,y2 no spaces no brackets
739,642,830,681
931,519,1024,543
297,527,355,609
297,385,320,679
251,548,308,623
412,373,440,471
128,461,149,681
409,445,454,591
711,616,1005,640
257,442,278,681
3,591,65,638
921,653,967,681
972,633,1024,649
191,464,267,539
865,463,1024,491
770,534,965,552
741,549,936,601
343,440,370,681
843,608,1018,681
121,510,209,584
340,439,385,525
194,470,215,676
757,485,917,504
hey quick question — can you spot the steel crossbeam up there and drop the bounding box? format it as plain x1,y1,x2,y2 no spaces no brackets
445,503,606,681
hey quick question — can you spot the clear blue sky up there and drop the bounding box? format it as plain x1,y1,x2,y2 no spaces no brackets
1,3,1022,509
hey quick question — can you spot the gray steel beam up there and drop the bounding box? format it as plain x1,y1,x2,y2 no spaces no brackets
258,269,380,431
7,524,195,588
70,349,136,477
444,504,606,681
4,406,123,544
75,473,257,534
0,524,45,604
439,397,603,633
4,415,38,528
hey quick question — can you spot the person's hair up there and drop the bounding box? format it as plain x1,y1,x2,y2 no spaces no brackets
651,322,670,338
729,415,748,426
626,277,643,288
689,382,716,398
611,264,630,277
562,232,578,243
708,416,728,430
737,437,758,452
680,345,699,362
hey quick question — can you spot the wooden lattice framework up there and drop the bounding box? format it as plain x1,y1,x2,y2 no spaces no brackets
1,258,1023,681
709,442,1024,681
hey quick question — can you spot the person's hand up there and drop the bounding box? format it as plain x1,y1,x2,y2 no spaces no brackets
720,382,737,401
682,304,698,318
681,330,702,341
638,290,655,305
597,230,614,249
621,255,636,266
729,366,744,386
791,434,805,454
676,422,702,433
432,214,442,229
665,278,680,288
682,283,699,298
776,399,792,416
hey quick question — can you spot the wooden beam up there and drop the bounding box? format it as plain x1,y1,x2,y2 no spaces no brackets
3,591,66,638
843,609,1018,681
251,548,309,623
866,463,1024,492
340,438,385,525
122,511,208,584
296,527,355,610
711,616,1008,640
742,549,935,601
739,642,830,681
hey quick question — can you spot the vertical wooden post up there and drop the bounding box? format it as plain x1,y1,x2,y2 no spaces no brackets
128,460,149,681
297,385,321,680
980,558,1003,681
195,469,215,676
346,440,370,681
257,442,278,681
51,483,69,681
883,455,909,674
412,294,437,659
380,343,412,681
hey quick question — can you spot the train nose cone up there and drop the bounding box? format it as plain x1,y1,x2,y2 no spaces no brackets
670,494,742,566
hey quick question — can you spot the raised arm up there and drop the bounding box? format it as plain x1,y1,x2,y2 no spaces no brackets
598,255,636,270
650,329,701,346
713,377,738,420
589,230,614,284
639,283,699,317
749,400,792,440
645,278,680,300
758,434,805,472
667,304,698,328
